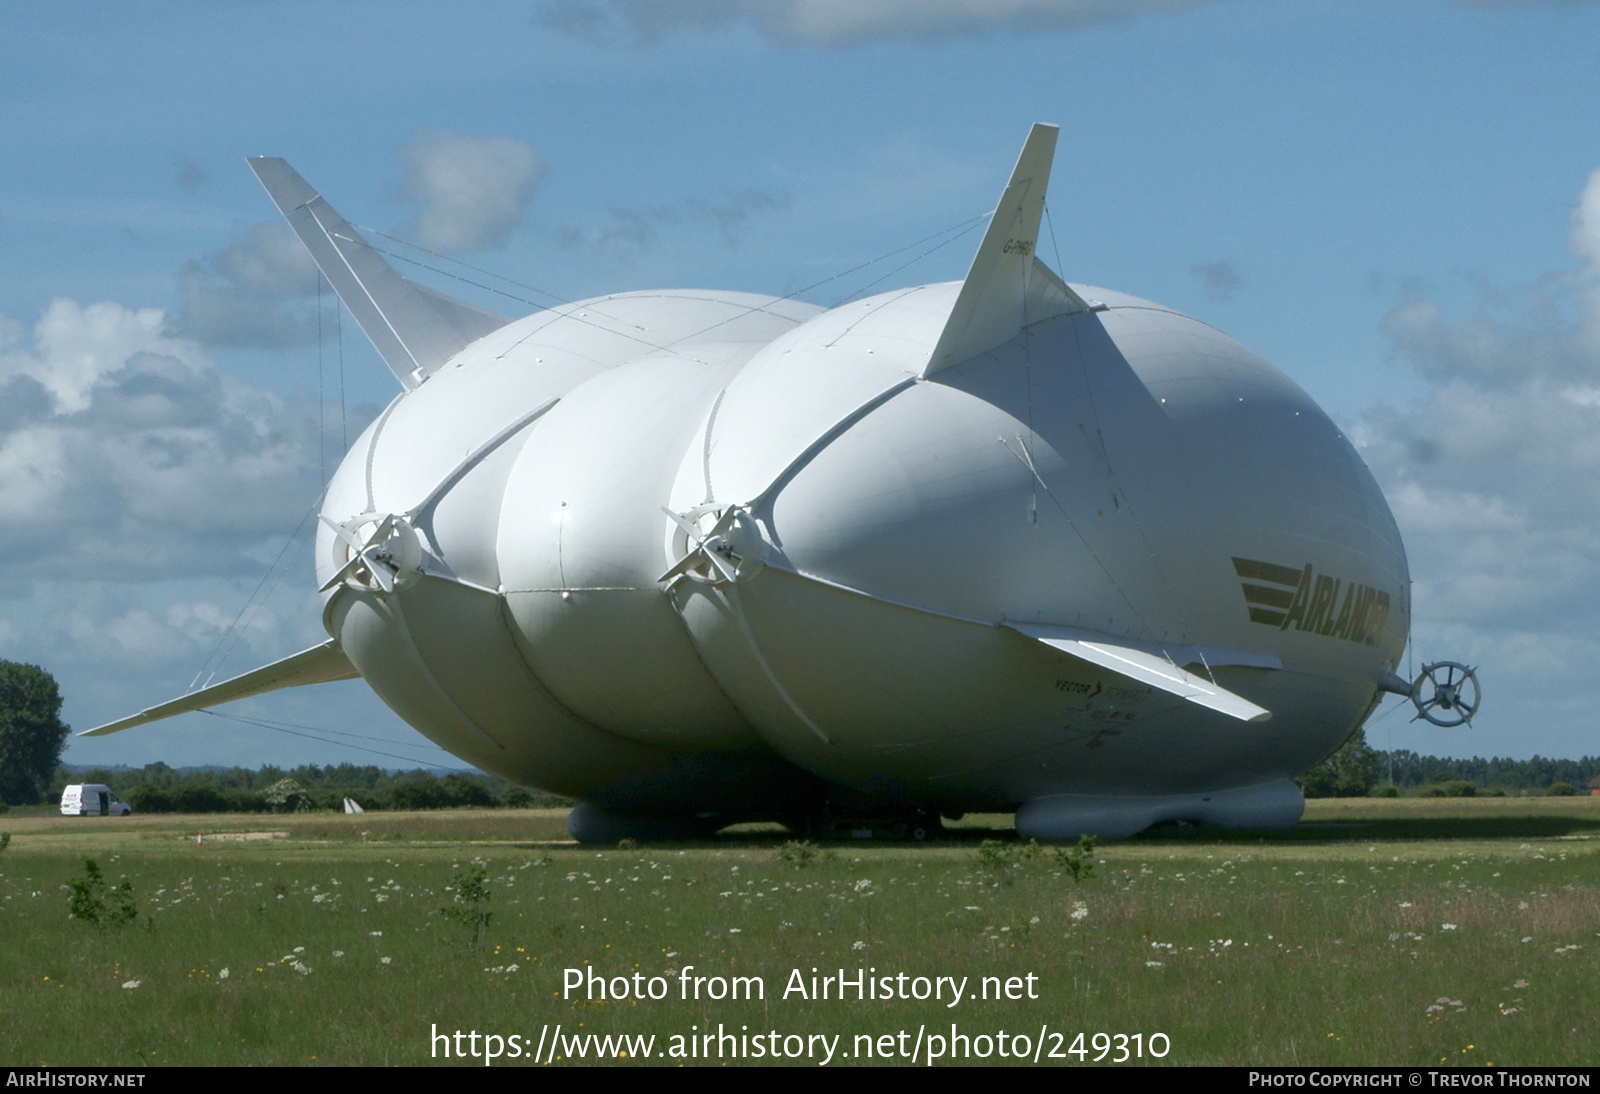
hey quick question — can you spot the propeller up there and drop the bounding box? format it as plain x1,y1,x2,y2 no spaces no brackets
320,397,559,597
319,512,423,593
658,504,768,586
1409,661,1481,727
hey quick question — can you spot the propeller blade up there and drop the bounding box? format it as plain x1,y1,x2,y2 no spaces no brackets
656,552,703,586
363,548,396,593
661,506,709,542
318,554,367,594
319,514,366,553
704,543,740,584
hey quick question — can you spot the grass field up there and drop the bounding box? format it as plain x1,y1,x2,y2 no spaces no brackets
1,799,1596,1067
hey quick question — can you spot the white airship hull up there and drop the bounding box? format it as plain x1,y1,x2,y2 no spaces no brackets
87,126,1417,841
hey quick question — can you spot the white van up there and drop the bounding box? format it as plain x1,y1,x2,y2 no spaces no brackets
60,784,132,816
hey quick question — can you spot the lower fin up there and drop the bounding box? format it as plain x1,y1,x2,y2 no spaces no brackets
1006,622,1272,723
81,639,358,736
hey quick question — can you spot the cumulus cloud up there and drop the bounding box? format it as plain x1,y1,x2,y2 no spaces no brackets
174,160,208,193
553,190,790,259
1190,258,1243,302
395,130,549,253
537,0,1226,46
0,299,329,584
168,221,321,347
7,584,301,677
1352,168,1600,640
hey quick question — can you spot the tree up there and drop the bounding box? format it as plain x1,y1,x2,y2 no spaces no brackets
1296,726,1379,798
0,662,71,805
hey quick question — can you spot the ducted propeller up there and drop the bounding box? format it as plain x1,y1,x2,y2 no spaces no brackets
321,397,559,596
320,511,423,593
1409,661,1481,727
658,504,769,586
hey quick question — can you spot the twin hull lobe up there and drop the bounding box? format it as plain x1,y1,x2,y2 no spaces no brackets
316,286,1408,822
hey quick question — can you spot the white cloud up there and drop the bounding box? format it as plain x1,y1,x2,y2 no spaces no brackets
1354,167,1600,647
395,131,549,253
169,221,320,348
553,190,789,259
0,299,329,584
539,0,1228,45
1190,258,1243,302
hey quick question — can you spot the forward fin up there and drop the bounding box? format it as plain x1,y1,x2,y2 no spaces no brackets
248,157,513,389
1006,622,1273,723
923,123,1092,377
80,640,359,737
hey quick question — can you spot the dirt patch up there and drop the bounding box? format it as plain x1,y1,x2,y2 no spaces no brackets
186,831,288,842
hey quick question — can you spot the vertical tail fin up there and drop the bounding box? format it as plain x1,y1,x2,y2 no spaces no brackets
923,123,1092,377
248,157,513,389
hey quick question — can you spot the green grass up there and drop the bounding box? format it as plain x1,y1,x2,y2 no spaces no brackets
1,800,1596,1066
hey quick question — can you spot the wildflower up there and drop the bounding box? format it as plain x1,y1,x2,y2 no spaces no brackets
1145,961,1163,968
122,980,141,989
1071,902,1089,921
218,968,229,980
380,956,392,965
852,941,867,951
1441,924,1458,931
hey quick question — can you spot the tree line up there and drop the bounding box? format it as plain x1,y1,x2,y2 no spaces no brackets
1297,731,1600,798
47,761,571,814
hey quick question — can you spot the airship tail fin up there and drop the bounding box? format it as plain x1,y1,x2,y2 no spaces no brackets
924,123,1093,377
248,157,513,390
79,639,358,737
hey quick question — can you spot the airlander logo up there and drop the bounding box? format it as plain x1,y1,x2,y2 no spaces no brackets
1231,557,1390,647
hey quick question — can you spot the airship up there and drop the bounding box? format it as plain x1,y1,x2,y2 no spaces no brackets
87,124,1479,841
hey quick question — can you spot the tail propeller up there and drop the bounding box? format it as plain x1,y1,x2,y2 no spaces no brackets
1409,661,1481,727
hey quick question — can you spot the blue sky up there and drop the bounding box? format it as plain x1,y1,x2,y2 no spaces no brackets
4,0,1600,772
